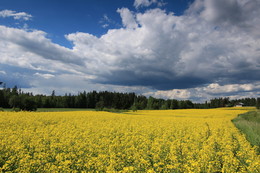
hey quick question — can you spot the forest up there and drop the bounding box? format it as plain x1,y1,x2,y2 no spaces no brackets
0,85,259,111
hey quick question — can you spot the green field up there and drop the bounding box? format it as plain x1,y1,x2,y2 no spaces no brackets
1,107,131,113
0,108,95,112
232,110,260,153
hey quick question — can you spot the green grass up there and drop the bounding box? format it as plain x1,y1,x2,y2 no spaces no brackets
232,110,260,153
1,108,12,112
101,108,130,113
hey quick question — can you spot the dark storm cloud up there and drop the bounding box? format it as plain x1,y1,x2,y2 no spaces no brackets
93,69,209,90
187,0,260,36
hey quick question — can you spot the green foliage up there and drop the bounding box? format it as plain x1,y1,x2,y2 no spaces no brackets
232,110,260,153
170,99,179,109
95,100,105,111
207,97,257,108
20,96,37,111
256,98,260,109
12,107,21,112
8,95,20,108
131,104,137,112
0,85,258,111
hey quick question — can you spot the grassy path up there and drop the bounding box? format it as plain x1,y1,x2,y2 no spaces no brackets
232,110,260,154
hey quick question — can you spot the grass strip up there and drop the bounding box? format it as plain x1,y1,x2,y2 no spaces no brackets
232,110,260,154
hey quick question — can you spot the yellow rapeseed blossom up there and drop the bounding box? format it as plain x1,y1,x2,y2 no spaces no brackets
0,108,259,172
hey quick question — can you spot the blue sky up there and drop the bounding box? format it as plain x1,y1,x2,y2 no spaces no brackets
0,0,260,102
0,0,192,47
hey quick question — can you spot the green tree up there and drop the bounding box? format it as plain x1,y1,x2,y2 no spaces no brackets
95,100,104,111
147,96,155,109
0,90,5,107
170,99,179,109
131,103,137,112
20,95,37,111
8,95,20,108
256,98,260,109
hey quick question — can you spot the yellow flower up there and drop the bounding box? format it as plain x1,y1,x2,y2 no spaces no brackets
0,107,258,172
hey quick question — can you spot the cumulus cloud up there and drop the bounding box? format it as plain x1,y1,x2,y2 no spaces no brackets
65,3,260,91
117,8,138,29
0,25,90,89
134,0,166,9
0,25,84,66
0,9,32,21
202,83,260,95
197,82,260,101
145,82,260,102
144,89,191,100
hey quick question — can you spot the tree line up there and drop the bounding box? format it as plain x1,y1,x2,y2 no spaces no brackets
0,85,259,111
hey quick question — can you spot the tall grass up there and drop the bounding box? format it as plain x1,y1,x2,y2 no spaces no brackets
232,110,260,153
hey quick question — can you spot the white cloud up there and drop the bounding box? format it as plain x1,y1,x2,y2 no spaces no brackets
99,14,117,28
134,0,155,8
102,24,109,28
117,8,138,29
144,82,260,102
34,73,55,79
0,9,32,21
134,0,165,9
0,25,84,66
103,14,110,22
202,83,260,94
144,89,191,100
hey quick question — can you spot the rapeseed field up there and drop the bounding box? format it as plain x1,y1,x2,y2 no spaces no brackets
0,108,259,172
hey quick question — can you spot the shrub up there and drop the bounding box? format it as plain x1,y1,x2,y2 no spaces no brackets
12,107,21,112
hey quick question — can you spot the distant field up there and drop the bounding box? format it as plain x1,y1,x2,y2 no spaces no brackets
1,108,127,112
0,108,259,172
37,108,95,112
0,108,95,112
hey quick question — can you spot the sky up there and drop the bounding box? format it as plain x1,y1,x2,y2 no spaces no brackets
0,0,260,102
